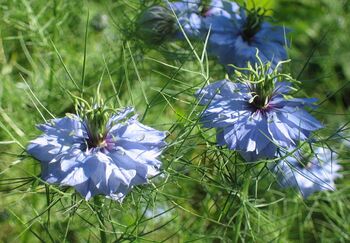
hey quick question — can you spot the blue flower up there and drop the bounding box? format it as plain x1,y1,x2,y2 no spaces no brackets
27,107,167,201
195,63,323,161
168,0,239,38
202,0,239,19
203,6,289,71
273,146,342,198
168,0,203,38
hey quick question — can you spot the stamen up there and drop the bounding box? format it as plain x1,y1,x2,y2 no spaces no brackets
233,53,295,114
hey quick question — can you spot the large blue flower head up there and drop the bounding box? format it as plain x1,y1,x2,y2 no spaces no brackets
196,57,323,161
168,0,239,38
204,5,289,71
272,145,342,198
27,98,167,202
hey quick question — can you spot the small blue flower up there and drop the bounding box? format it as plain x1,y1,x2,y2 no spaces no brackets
203,6,289,71
27,107,167,201
168,0,239,38
273,146,342,198
196,63,323,161
168,0,203,38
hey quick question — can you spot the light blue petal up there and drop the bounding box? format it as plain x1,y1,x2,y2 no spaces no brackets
108,107,134,126
281,108,323,131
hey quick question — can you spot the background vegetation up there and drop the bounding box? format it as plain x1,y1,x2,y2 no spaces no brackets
0,0,349,242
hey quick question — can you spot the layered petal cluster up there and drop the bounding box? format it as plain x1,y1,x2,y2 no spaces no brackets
27,107,166,201
203,7,288,71
196,80,323,161
273,147,342,198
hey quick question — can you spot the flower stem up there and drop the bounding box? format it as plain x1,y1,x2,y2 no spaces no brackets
234,175,251,243
94,197,107,243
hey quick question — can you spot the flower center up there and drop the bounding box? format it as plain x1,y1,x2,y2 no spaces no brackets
247,78,275,113
249,93,271,111
232,55,296,115
241,8,265,42
84,107,110,149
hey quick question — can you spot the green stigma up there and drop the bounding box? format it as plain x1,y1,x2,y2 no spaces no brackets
84,105,110,148
72,93,113,149
230,51,298,111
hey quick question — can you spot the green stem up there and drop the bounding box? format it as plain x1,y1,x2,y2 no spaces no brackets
48,0,57,93
94,197,107,243
234,175,251,243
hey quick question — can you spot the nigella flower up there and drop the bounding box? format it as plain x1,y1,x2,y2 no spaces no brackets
272,146,342,198
203,5,289,71
195,59,323,161
168,0,239,39
27,106,166,201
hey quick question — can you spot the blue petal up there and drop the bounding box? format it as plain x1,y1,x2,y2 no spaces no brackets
267,112,295,148
280,108,323,131
37,116,86,138
108,107,134,126
236,113,276,161
107,151,154,186
196,80,248,105
27,117,86,163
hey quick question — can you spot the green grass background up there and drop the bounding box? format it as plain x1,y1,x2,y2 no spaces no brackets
0,0,349,242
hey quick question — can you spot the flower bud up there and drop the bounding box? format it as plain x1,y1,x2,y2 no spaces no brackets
137,5,177,45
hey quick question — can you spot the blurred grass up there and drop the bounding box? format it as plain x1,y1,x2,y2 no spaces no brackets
0,0,349,242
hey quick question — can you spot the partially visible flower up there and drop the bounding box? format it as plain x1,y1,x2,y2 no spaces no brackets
168,0,239,38
203,6,289,71
168,0,203,38
195,60,323,161
204,0,239,19
272,146,342,198
137,6,177,45
27,106,166,202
